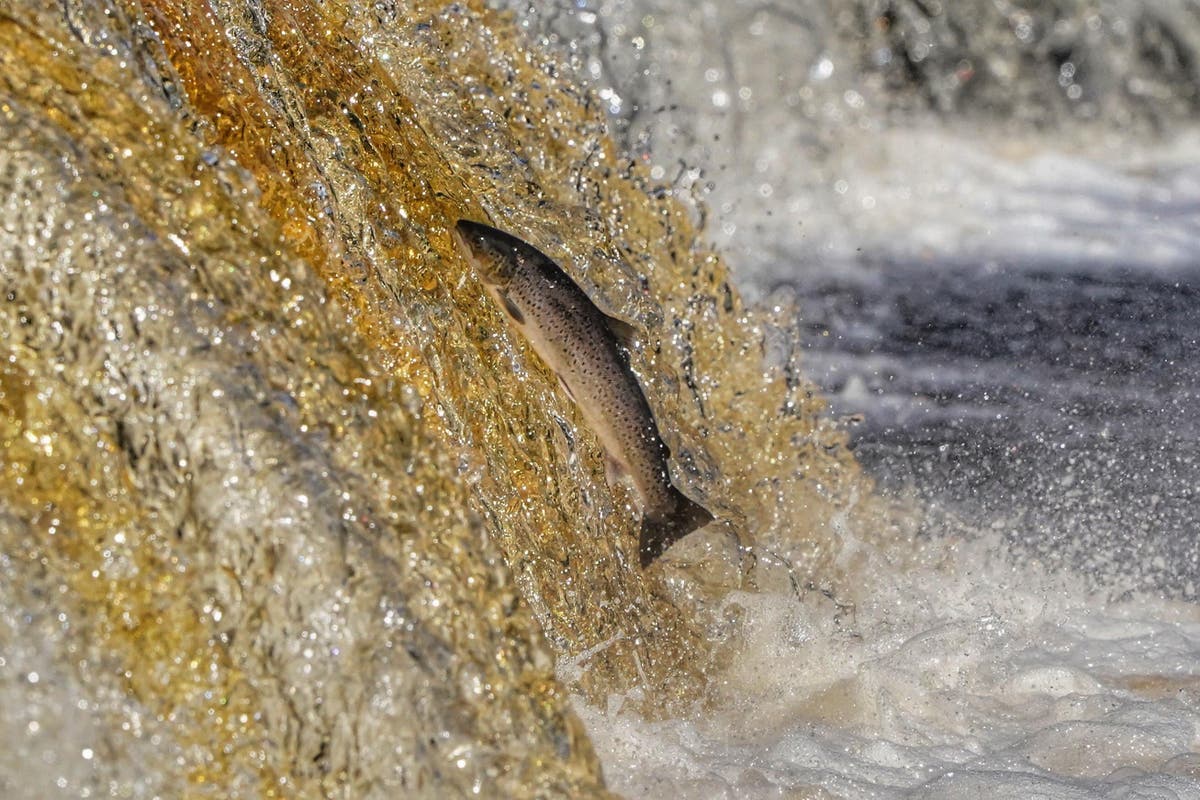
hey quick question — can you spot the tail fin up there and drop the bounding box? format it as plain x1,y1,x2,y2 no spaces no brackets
639,488,715,567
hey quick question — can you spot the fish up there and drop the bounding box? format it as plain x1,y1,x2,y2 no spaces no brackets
452,219,714,566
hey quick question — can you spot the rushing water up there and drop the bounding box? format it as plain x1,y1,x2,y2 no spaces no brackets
1,0,865,796
506,1,1200,797
2,0,1198,798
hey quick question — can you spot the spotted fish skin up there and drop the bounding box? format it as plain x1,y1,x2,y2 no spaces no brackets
453,219,713,566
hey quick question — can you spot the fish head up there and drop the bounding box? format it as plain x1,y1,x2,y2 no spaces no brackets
453,219,523,288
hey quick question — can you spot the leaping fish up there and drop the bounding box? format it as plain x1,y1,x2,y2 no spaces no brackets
453,219,714,566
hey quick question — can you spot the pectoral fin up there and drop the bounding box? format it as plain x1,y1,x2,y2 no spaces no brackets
499,291,525,325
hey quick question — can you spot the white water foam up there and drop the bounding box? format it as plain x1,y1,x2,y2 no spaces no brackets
573,529,1200,798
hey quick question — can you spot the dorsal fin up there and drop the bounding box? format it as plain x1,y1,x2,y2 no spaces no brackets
603,314,639,350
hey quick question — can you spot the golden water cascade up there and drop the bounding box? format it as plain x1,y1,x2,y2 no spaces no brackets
0,0,882,795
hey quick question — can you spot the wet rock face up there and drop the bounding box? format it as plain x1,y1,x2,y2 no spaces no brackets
850,0,1200,125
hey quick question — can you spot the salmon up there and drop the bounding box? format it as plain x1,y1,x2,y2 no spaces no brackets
453,219,713,565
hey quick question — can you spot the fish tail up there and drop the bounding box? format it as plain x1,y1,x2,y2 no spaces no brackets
639,488,714,567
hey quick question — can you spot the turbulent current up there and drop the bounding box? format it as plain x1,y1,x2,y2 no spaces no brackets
1,1,1198,799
